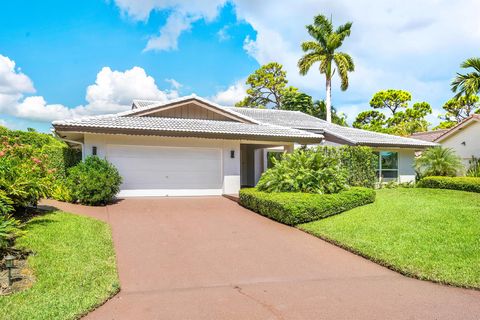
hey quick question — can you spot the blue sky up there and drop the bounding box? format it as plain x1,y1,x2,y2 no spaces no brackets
1,0,480,131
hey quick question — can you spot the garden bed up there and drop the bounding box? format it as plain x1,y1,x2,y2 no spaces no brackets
299,188,480,289
0,211,119,320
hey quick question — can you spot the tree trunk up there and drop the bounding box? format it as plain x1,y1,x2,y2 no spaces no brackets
325,77,332,123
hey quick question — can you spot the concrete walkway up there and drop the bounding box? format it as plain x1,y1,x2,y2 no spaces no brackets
42,197,480,320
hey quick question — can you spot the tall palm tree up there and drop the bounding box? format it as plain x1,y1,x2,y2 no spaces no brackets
298,15,354,123
451,57,480,98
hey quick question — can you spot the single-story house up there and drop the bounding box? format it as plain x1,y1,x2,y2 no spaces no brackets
431,114,480,165
52,95,436,197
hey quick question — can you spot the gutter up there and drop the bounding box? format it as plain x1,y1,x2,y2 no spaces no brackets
51,129,85,160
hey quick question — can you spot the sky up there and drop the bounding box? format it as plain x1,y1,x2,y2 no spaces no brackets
1,0,480,132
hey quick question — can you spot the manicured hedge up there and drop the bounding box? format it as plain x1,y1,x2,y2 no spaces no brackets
239,187,376,226
417,176,480,193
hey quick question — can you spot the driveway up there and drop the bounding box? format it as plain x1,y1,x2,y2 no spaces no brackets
44,197,480,319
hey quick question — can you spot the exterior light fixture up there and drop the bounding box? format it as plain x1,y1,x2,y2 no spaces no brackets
4,254,14,286
230,150,235,158
461,141,466,146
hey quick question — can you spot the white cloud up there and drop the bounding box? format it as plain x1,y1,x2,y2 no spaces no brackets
211,80,247,106
217,25,230,41
114,0,226,51
165,78,182,90
0,55,178,122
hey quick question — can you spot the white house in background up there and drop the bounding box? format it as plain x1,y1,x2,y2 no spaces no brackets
433,114,480,165
52,95,436,197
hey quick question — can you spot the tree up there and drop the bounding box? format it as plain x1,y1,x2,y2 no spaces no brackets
353,110,387,132
354,89,432,136
438,95,479,125
281,90,348,125
236,62,295,109
369,89,411,115
414,147,463,178
451,57,480,98
298,14,354,123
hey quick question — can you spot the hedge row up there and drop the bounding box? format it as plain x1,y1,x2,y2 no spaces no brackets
239,187,376,226
417,176,480,193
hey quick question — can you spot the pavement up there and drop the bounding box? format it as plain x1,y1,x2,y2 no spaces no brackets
41,197,480,320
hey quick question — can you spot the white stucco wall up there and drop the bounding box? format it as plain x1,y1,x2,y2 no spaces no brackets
439,121,480,165
396,149,417,183
84,133,241,195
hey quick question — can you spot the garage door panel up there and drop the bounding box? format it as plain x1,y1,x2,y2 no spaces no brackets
107,145,222,195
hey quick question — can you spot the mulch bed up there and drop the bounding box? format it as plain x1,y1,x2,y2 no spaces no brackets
0,251,35,295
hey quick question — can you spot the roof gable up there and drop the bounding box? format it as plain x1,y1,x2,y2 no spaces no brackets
435,115,480,142
126,95,257,124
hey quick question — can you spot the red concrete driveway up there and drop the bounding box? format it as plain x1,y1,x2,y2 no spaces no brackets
44,197,480,319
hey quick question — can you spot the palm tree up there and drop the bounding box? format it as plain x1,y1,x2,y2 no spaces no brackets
414,147,463,178
298,15,354,123
451,57,480,98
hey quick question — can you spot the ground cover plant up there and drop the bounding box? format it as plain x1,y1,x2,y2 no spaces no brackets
299,188,480,289
0,211,119,319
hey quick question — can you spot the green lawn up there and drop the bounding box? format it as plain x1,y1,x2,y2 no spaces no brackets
299,188,480,289
0,211,119,320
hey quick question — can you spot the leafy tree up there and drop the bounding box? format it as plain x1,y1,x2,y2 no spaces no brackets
369,89,411,115
386,102,432,135
281,90,348,125
438,95,479,125
353,110,387,132
414,147,463,178
236,62,296,109
354,89,432,136
298,14,354,123
451,57,480,98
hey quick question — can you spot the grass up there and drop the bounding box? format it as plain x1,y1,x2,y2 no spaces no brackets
298,188,480,289
0,211,119,319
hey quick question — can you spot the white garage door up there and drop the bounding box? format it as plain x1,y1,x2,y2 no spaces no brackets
107,145,223,197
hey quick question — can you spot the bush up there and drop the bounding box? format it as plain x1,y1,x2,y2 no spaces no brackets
414,147,463,178
339,146,378,188
66,156,122,206
0,190,24,255
417,176,480,193
467,157,480,177
239,187,376,225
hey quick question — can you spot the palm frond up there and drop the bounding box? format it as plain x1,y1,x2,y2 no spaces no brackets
298,52,324,75
333,54,350,90
461,57,480,73
313,15,333,34
300,41,325,53
335,22,353,40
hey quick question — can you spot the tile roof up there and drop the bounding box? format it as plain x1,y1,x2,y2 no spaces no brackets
53,116,323,142
434,114,480,142
52,96,437,147
229,107,437,148
409,130,448,142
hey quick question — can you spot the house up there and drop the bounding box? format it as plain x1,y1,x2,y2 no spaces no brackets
432,114,480,165
52,95,436,197
409,129,448,142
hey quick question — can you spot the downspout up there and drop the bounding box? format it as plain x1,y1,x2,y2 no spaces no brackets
51,129,85,160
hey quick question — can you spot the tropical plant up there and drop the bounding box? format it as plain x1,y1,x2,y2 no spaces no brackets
414,147,463,178
66,156,122,206
451,57,480,98
236,62,297,109
467,156,480,177
370,89,411,115
298,14,354,123
257,147,348,194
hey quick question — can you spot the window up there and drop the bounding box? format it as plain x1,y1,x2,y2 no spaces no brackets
375,151,398,182
92,146,97,156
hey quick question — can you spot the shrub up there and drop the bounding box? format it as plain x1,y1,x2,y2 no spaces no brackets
339,146,378,188
239,187,376,225
0,214,23,255
414,146,463,178
417,176,480,193
66,156,122,206
467,157,480,177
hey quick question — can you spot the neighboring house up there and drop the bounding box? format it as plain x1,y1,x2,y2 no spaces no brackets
52,95,436,197
433,114,480,165
410,130,448,142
